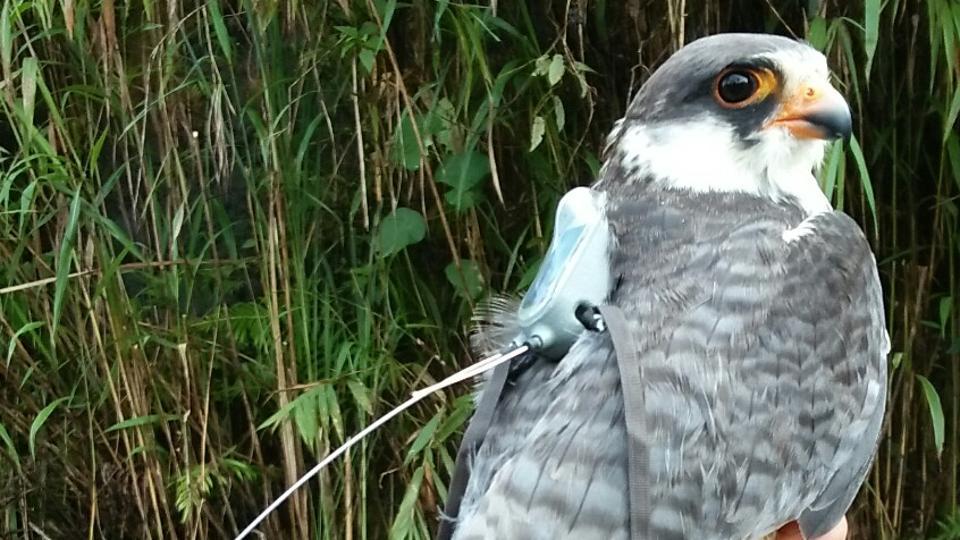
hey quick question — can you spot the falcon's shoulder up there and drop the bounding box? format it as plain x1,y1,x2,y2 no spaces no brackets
780,211,890,537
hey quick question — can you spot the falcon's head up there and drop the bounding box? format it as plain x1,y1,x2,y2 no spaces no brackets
603,33,851,215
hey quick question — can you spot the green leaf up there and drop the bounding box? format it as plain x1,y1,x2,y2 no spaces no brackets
256,398,299,432
358,48,376,73
945,86,960,144
946,132,960,192
404,414,440,465
533,54,549,76
0,3,11,80
939,297,953,337
436,394,474,442
848,136,877,229
389,464,425,539
0,422,18,469
443,188,481,211
436,150,490,190
444,259,484,299
392,112,422,171
917,375,945,458
529,115,546,152
21,56,37,125
347,380,374,415
428,97,457,151
324,384,344,440
818,140,844,204
552,95,565,131
294,390,320,446
890,351,903,370
207,0,233,65
7,321,43,366
864,0,881,80
30,396,69,459
52,190,82,339
376,207,426,256
106,414,179,433
437,150,490,211
807,16,828,50
547,53,564,86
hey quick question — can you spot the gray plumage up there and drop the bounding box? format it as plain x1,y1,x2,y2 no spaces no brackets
449,33,888,540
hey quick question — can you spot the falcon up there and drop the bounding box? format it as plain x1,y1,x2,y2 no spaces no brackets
446,33,888,540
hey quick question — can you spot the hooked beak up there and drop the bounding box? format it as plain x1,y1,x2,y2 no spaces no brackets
767,81,852,141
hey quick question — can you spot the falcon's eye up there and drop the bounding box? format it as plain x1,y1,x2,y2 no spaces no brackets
713,67,777,109
717,71,757,104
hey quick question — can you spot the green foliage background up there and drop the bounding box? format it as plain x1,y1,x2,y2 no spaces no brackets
0,0,958,538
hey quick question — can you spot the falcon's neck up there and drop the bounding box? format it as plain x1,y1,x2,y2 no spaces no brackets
597,119,832,217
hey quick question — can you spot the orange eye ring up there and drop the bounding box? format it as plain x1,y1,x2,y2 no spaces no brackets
713,67,778,109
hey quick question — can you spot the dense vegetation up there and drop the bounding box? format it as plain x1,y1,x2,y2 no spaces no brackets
0,1,958,538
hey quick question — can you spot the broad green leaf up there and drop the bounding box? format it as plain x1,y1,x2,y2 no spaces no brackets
347,380,374,415
294,390,320,446
428,97,457,151
552,95,565,131
572,60,593,97
437,150,490,211
376,207,426,256
444,259,484,299
547,54,564,86
324,384,344,440
392,112,421,171
443,187,481,211
917,375,945,458
358,48,376,73
436,150,489,190
30,396,69,459
529,115,546,152
374,0,398,47
533,54,549,76
890,352,903,370
807,16,828,50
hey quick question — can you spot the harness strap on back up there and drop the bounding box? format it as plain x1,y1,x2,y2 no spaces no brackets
598,304,649,540
438,305,647,540
436,361,511,540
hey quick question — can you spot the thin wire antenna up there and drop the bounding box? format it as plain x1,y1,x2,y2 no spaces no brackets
234,343,531,540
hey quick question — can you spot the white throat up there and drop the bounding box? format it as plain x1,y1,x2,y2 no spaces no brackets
612,119,832,216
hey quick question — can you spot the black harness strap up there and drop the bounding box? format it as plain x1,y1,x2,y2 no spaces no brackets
436,361,511,540
598,304,649,540
438,305,646,540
